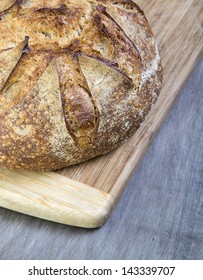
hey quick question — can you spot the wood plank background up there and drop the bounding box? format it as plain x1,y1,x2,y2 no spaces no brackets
0,58,202,260
1,0,202,228
0,0,202,256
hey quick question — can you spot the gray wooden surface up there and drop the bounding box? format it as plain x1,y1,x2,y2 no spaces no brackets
0,59,202,260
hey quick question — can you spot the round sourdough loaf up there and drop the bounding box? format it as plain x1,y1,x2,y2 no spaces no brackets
0,0,162,170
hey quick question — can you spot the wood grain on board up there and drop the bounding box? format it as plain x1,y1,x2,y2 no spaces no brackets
0,0,202,227
58,0,203,196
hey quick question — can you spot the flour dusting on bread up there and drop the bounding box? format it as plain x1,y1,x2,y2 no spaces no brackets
0,0,162,170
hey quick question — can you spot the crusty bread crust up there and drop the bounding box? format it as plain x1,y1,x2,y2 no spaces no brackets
0,0,162,170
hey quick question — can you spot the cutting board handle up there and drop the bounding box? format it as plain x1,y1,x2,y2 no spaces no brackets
0,168,115,228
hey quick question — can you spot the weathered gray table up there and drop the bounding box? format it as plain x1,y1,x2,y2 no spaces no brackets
0,59,202,260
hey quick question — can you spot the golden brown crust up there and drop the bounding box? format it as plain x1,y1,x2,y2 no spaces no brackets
0,0,16,13
0,0,162,170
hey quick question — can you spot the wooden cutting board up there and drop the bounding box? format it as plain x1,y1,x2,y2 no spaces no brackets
0,0,202,228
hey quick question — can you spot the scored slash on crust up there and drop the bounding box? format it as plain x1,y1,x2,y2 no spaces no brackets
0,0,16,13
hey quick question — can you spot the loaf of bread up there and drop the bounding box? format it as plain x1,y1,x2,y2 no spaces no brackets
0,0,162,170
